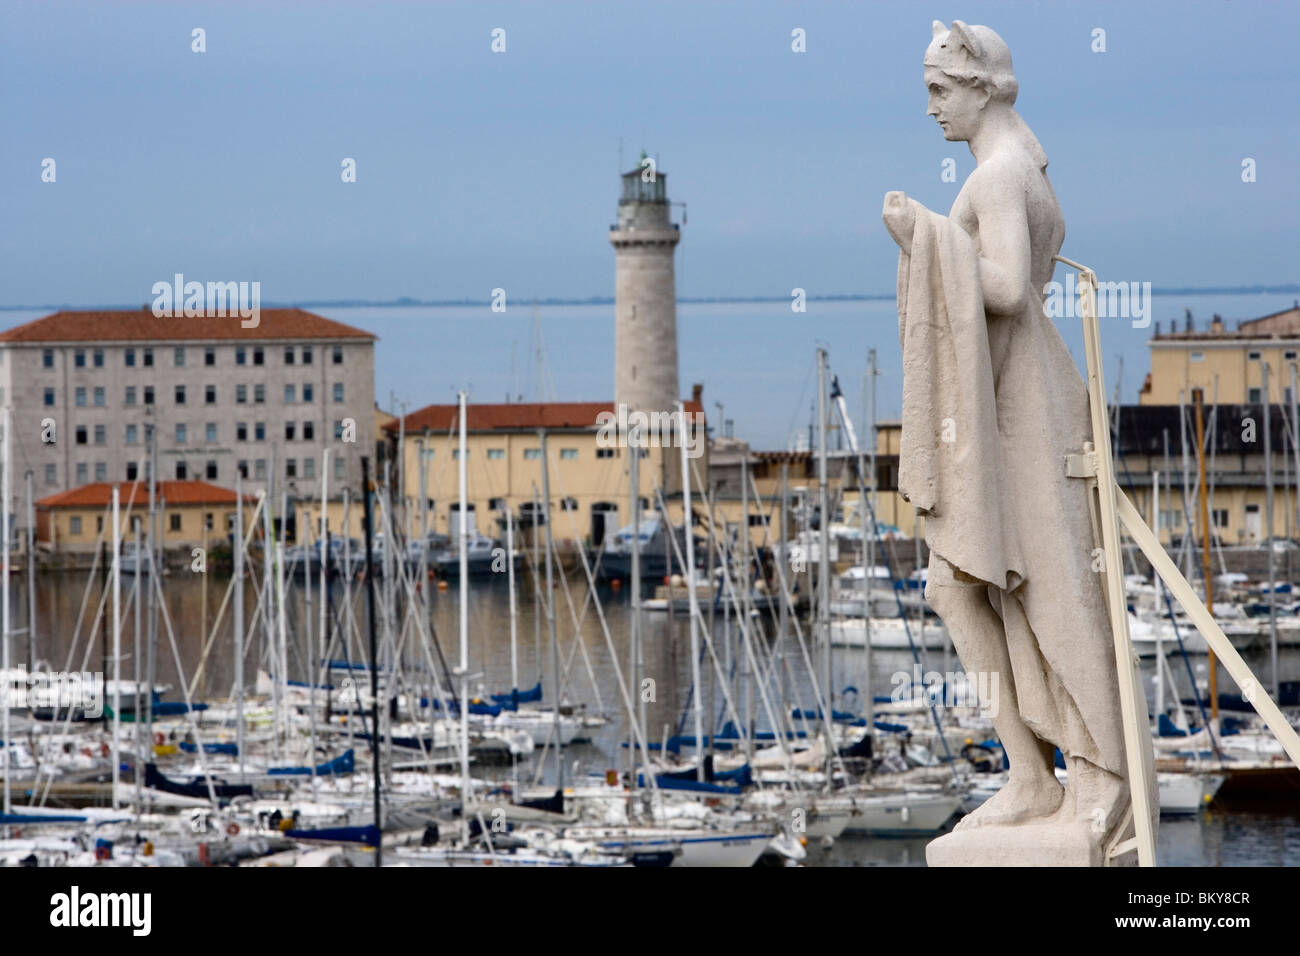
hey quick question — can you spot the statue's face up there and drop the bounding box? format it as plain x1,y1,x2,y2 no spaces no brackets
925,66,986,142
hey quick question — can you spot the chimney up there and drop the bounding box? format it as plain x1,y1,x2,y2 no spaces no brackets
1210,314,1224,334
691,383,703,407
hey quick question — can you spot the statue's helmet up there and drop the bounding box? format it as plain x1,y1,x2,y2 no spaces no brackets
924,21,1017,105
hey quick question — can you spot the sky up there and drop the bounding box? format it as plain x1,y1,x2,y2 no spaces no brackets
1,0,1297,445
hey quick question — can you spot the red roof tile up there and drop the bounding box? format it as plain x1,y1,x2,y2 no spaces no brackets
0,309,375,343
387,400,706,435
37,480,251,509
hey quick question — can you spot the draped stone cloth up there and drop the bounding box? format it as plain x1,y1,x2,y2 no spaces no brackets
897,208,1127,778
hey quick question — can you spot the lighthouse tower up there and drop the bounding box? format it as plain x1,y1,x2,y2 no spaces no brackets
610,156,681,416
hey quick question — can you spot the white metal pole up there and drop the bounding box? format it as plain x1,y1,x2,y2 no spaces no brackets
112,485,121,809
677,401,705,781
458,392,470,828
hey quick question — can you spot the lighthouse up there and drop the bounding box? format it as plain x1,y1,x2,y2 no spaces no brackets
610,155,681,416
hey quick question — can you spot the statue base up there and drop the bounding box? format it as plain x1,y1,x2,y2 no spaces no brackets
926,820,1134,867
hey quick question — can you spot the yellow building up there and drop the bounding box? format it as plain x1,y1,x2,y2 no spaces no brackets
37,480,257,553
707,421,923,556
387,397,708,547
1140,303,1300,405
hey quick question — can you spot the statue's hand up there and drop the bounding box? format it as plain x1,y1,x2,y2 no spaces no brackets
882,190,916,256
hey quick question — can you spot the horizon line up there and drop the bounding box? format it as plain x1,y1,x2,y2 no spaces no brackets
1,284,1297,313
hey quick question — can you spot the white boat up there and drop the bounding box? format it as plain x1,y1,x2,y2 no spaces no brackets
829,617,948,650
1157,770,1224,813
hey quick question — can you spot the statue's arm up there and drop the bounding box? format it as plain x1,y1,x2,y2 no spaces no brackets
968,165,1032,316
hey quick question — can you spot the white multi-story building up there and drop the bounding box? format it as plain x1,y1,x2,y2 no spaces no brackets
0,308,376,518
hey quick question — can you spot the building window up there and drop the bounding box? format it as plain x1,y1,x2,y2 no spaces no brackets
286,458,297,479
143,348,153,367
285,385,296,404
126,424,138,444
124,348,135,367
333,456,344,479
205,347,216,366
1249,387,1262,403
285,422,297,441
206,461,218,480
639,448,649,458
94,462,107,481
205,423,217,443
75,387,86,407
560,448,578,460
93,349,104,368
236,347,246,366
488,497,505,511
174,347,185,367
97,515,103,533
126,462,138,481
303,457,316,479
596,448,616,459
94,425,107,445
75,426,88,445
44,464,56,484
561,497,578,511
74,349,85,368
1248,351,1262,361
487,448,505,460
205,512,215,531
175,385,186,405
1189,351,1204,362
334,420,346,439
302,421,314,441
236,385,247,404
144,386,155,405
43,349,55,368
170,513,182,532
205,385,216,405
332,383,343,403
254,422,266,441
254,384,265,404
523,448,541,460
43,388,55,407
302,347,313,365
175,462,188,480
76,463,88,484
236,422,248,441
332,346,343,364
93,387,105,406
303,383,314,403
284,347,295,365
70,516,82,535
253,347,264,366
1287,351,1298,361
238,460,249,479
175,423,187,443
125,387,136,406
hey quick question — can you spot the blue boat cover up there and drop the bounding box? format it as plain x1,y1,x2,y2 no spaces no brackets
268,749,356,777
285,823,380,846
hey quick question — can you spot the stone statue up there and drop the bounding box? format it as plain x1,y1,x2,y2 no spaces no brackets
881,20,1157,865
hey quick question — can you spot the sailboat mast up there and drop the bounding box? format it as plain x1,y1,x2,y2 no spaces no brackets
1193,388,1217,722
676,401,705,782
816,350,833,779
25,470,34,672
234,473,246,782
2,407,11,823
539,429,563,790
361,456,382,866
1261,364,1279,699
458,393,471,820
111,487,121,809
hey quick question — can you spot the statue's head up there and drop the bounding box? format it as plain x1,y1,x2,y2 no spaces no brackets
924,21,1017,142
